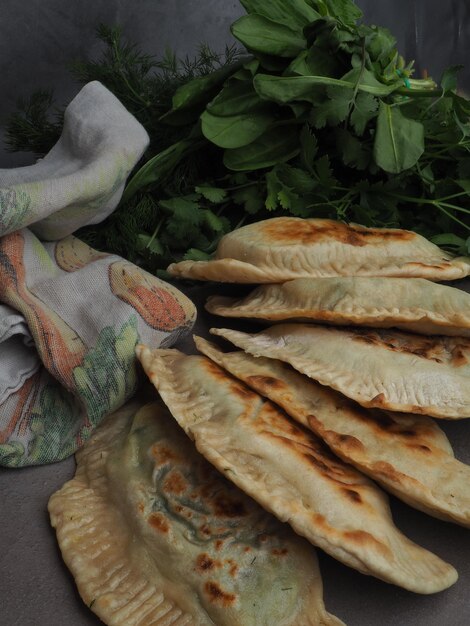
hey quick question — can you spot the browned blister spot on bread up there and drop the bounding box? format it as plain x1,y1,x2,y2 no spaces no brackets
246,374,288,393
204,581,237,607
151,442,181,465
321,429,365,454
148,512,169,533
195,553,219,573
163,470,188,495
201,358,259,401
342,530,391,558
405,443,432,454
451,345,470,367
261,218,415,247
342,488,363,504
350,329,470,367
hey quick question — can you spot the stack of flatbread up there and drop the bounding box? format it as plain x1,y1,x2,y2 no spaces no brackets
49,217,470,624
168,218,470,585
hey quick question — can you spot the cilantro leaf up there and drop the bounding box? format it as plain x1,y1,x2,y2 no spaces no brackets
265,168,282,210
233,184,265,214
310,86,353,128
300,125,319,173
350,91,379,135
440,65,464,94
195,185,228,203
335,128,370,170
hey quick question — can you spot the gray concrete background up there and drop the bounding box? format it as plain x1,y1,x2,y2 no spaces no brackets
1,2,470,625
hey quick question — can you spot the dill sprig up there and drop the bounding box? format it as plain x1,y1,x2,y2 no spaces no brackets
5,24,242,159
4,90,63,156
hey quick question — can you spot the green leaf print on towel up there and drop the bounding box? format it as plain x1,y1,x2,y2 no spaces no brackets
73,315,140,427
0,189,32,235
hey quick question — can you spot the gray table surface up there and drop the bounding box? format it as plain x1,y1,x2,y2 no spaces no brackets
1,280,470,626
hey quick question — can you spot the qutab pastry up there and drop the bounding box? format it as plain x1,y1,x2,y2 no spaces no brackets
136,345,458,595
206,277,470,337
167,217,470,283
48,400,344,626
211,324,470,419
194,336,470,527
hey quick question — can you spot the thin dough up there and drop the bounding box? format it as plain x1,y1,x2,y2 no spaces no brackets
211,324,470,419
49,401,343,626
136,345,458,594
168,218,470,283
206,277,470,337
195,336,470,527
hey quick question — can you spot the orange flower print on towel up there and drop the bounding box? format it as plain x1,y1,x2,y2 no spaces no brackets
0,371,41,445
0,231,87,384
108,260,196,332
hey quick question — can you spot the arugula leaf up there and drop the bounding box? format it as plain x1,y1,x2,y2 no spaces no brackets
253,73,398,105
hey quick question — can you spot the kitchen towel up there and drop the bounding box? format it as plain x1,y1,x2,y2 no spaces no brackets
0,81,196,467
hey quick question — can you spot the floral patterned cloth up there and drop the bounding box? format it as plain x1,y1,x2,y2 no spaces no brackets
0,82,196,467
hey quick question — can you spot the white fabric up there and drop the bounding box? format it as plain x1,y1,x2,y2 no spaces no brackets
0,81,149,239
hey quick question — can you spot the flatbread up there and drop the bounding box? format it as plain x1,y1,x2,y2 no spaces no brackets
49,400,343,626
136,345,458,594
167,218,470,283
195,336,470,527
211,324,470,419
206,277,470,337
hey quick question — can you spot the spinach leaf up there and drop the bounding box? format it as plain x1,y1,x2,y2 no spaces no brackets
321,0,363,26
231,15,306,58
206,80,264,115
170,60,246,112
373,102,424,173
201,109,274,148
223,126,300,170
240,0,321,31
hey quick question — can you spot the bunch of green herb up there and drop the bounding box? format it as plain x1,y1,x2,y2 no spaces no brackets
6,2,470,271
